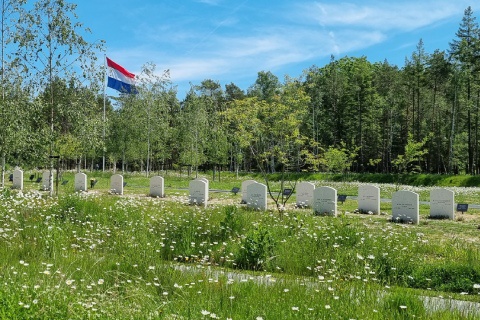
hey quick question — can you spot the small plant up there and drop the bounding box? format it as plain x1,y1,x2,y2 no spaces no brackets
235,225,276,270
219,205,239,239
382,290,426,319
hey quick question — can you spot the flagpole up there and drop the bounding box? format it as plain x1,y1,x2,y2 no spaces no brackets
102,54,106,172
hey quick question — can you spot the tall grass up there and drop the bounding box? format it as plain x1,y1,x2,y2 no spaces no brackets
0,184,480,318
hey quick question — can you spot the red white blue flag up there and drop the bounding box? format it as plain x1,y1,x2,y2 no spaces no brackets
106,57,137,94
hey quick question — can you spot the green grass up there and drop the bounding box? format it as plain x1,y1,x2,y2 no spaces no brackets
1,171,480,318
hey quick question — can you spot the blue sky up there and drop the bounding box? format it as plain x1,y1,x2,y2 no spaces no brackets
76,0,473,99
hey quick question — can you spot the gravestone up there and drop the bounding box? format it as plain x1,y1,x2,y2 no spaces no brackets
12,169,23,190
246,182,267,211
313,186,337,216
74,172,87,192
150,176,165,197
110,174,124,195
392,190,419,224
189,179,208,207
358,185,380,214
42,171,53,191
296,182,315,207
430,188,454,220
241,180,257,203
197,178,209,190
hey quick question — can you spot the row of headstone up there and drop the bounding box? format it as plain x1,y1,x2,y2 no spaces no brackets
7,171,458,222
294,183,455,223
75,173,166,197
294,183,377,216
11,171,166,198
385,188,455,223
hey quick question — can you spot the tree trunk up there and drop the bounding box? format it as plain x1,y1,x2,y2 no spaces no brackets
1,152,5,189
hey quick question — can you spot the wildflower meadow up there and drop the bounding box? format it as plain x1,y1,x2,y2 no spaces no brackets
1,171,480,319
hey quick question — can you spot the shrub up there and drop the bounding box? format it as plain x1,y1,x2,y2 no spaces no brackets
235,225,276,270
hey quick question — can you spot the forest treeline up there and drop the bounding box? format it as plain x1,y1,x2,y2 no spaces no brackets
1,2,480,184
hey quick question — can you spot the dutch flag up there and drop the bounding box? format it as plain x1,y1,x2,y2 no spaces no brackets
106,57,137,94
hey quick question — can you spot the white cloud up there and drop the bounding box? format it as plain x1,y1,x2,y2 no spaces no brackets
169,58,230,81
308,0,470,31
106,0,472,96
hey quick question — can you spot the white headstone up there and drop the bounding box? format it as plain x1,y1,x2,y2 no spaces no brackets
313,186,337,216
12,169,23,190
150,176,165,197
197,177,209,189
430,188,455,220
42,171,53,191
296,182,315,207
358,185,380,214
110,174,124,195
392,190,419,224
241,180,257,203
189,179,208,207
246,182,267,211
74,172,87,192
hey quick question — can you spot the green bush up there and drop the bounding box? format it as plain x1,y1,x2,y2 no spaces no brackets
235,225,276,270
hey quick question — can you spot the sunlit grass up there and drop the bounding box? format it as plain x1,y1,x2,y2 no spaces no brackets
1,172,480,318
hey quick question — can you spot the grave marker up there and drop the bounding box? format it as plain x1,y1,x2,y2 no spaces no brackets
42,171,52,191
74,173,87,192
241,180,257,203
457,203,468,214
358,185,380,214
110,174,124,195
12,169,23,190
150,176,165,197
313,186,337,216
189,179,208,207
392,190,419,224
296,182,315,208
197,178,209,190
337,194,347,204
246,182,267,211
430,188,454,219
